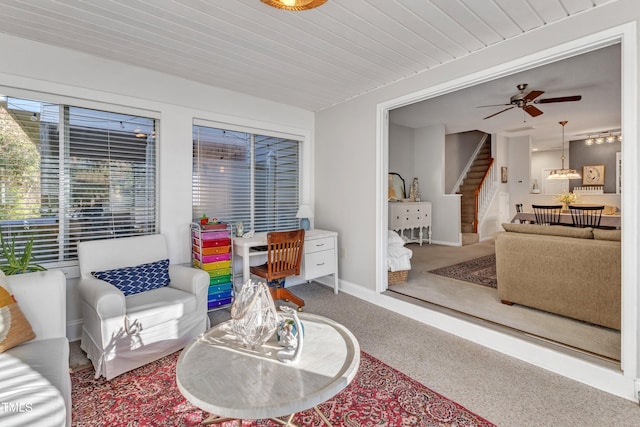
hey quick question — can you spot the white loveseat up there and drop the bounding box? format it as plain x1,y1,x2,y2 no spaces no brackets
77,234,210,380
0,270,71,427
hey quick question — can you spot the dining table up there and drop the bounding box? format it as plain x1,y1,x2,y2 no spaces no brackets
511,211,621,228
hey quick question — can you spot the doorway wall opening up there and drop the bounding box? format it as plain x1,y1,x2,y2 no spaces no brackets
375,23,638,399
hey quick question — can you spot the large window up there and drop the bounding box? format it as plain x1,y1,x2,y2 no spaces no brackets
0,95,157,265
193,125,301,232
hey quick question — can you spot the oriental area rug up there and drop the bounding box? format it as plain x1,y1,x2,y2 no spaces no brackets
428,254,497,289
71,351,495,427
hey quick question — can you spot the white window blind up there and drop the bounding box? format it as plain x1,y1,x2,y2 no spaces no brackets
0,96,157,265
193,125,301,232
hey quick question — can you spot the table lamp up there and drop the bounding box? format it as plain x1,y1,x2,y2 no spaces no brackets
296,205,313,231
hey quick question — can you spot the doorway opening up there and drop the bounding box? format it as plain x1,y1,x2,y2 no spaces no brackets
375,23,638,389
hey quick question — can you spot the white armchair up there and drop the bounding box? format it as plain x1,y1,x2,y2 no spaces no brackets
77,234,209,380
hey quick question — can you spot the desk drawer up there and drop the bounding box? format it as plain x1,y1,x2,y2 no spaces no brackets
305,237,334,254
304,249,335,280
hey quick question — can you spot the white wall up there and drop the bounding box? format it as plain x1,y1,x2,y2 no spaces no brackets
414,125,461,244
315,0,640,400
0,33,314,338
444,131,483,193
388,122,462,244
388,123,415,188
531,149,563,194
506,135,533,219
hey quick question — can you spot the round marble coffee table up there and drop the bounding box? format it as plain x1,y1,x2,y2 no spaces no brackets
176,313,360,426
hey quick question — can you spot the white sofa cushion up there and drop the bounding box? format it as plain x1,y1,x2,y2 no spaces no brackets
126,286,198,330
0,338,69,427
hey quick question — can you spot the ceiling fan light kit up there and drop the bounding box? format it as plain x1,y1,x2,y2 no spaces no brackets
261,0,327,11
548,120,582,180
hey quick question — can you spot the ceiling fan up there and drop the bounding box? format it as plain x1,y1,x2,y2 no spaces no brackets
479,83,582,120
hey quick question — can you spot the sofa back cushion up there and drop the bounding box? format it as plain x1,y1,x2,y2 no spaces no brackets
593,229,622,241
502,223,593,239
78,234,169,278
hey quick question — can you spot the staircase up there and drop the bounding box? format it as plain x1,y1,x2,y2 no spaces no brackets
458,139,492,244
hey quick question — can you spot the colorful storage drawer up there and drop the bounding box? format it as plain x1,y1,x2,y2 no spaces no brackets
192,222,233,310
209,282,232,294
207,268,231,278
209,275,232,285
193,252,231,263
193,245,231,256
208,289,233,301
194,230,229,241
208,297,233,310
193,237,231,248
193,259,231,271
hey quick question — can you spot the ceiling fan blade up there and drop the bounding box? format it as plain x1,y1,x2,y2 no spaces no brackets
523,104,543,117
524,90,544,102
476,103,511,108
534,95,582,104
483,106,515,120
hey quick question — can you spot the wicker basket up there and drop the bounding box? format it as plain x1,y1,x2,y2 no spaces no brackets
388,269,409,285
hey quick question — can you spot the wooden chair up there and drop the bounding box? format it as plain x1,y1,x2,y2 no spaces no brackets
515,203,527,223
532,204,562,225
569,205,604,228
250,229,306,311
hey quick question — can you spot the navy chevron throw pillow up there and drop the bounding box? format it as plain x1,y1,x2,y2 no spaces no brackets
93,259,170,296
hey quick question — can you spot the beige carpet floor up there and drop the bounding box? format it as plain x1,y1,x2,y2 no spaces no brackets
388,239,621,362
69,281,640,427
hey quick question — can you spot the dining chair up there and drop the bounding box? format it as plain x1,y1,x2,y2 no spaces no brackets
532,204,562,225
515,204,527,223
250,229,306,311
569,205,604,228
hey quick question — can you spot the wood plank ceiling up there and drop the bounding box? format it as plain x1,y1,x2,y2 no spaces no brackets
0,0,616,112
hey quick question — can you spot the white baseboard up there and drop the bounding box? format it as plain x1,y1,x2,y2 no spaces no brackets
66,319,83,342
430,239,461,247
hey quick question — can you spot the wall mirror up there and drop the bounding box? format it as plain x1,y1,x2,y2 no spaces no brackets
388,172,405,200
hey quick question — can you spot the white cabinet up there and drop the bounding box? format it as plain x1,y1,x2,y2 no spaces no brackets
303,236,336,280
389,201,432,245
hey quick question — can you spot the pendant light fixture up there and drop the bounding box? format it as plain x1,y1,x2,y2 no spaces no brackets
261,0,327,11
547,120,582,180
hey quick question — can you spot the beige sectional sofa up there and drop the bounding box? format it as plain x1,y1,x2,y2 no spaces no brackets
495,223,621,330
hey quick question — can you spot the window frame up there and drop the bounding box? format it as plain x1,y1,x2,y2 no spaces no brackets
192,119,311,233
0,88,161,269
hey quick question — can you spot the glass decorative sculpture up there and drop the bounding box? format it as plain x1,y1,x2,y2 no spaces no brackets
230,280,278,349
276,306,304,363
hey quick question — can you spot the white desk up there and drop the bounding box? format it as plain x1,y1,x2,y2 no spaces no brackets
176,313,360,424
233,229,339,294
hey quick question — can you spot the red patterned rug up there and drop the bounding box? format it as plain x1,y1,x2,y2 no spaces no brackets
71,351,495,426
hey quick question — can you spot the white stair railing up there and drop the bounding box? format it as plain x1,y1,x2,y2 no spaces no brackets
476,160,497,222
